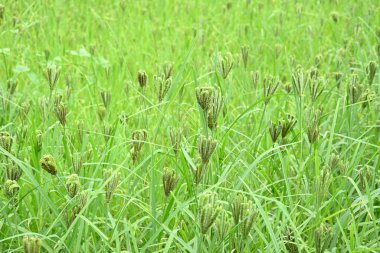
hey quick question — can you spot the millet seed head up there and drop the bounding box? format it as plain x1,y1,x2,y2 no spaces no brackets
263,75,280,104
195,86,215,111
240,201,256,239
97,105,107,121
281,114,297,139
4,179,20,207
198,135,217,165
161,62,174,80
6,162,23,181
315,222,333,253
137,70,148,88
45,63,61,91
23,235,42,253
366,61,377,86
132,129,148,152
170,128,183,155
207,87,224,130
155,75,172,102
40,154,58,175
7,79,18,95
104,169,121,203
269,121,282,143
55,102,68,127
100,90,112,109
0,131,13,153
66,173,81,198
218,53,234,79
199,192,220,234
231,193,247,225
241,45,249,68
162,167,179,197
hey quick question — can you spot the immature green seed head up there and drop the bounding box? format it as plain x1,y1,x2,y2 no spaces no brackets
284,229,298,253
317,166,332,202
124,80,132,95
119,111,129,125
366,61,377,86
23,235,42,253
6,162,22,181
329,153,340,169
292,66,308,96
207,88,224,130
53,93,63,107
199,192,220,234
307,124,319,144
263,75,280,104
40,154,58,175
240,201,256,239
309,77,325,102
97,105,107,121
131,129,148,164
283,82,292,93
351,74,359,86
17,125,28,143
309,67,319,80
348,81,363,104
0,131,13,153
359,165,372,190
334,72,343,88
103,122,114,142
338,161,349,175
198,135,217,165
218,53,234,79
54,102,68,127
269,121,282,143
100,90,112,109
4,179,19,198
315,223,333,253
132,129,148,152
215,210,232,240
4,179,20,207
137,70,148,88
170,128,182,155
76,121,84,144
315,54,323,68
162,167,179,197
275,44,283,58
34,130,43,152
45,63,61,91
281,114,297,139
250,71,260,89
162,62,173,80
104,169,120,203
7,79,18,95
20,101,31,120
192,159,207,184
195,86,215,111
361,88,375,109
231,193,247,225
72,152,83,174
66,174,81,198
241,45,249,68
155,75,172,102
79,190,89,209
306,108,322,144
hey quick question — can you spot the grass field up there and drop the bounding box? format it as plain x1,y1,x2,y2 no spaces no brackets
0,0,380,252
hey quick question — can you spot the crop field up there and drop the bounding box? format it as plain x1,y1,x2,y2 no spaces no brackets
0,0,380,252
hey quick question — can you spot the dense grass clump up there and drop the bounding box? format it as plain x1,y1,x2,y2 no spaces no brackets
0,1,380,252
